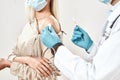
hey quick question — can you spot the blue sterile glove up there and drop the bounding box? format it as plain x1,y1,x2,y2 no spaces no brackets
71,25,93,51
40,24,61,48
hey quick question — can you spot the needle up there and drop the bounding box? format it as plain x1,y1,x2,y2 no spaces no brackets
72,17,79,26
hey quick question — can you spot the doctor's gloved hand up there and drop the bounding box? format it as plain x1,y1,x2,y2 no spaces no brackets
71,25,93,51
40,24,62,49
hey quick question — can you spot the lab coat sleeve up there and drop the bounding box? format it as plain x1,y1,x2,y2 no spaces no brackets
54,46,88,80
86,43,98,60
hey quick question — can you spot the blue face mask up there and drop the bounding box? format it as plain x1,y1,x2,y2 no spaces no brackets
99,0,112,4
26,0,47,11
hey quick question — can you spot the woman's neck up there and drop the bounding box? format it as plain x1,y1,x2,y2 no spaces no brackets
111,0,120,5
35,11,51,20
35,4,51,21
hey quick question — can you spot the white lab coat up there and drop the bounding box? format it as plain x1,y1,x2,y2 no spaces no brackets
54,2,120,80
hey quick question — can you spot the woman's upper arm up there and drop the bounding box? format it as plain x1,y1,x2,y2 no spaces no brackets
43,17,61,34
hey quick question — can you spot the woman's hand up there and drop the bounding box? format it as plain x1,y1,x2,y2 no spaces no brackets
0,58,11,70
26,57,54,77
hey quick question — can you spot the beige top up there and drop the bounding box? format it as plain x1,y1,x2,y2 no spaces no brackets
8,15,68,80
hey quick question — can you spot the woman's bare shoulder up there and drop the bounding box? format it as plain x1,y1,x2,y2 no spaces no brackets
44,15,61,33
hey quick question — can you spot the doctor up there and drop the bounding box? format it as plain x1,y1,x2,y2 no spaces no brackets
40,0,120,80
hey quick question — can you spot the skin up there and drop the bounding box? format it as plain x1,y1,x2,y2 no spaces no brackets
0,58,11,70
111,0,120,5
0,0,60,77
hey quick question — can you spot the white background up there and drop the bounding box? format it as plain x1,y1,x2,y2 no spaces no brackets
0,0,110,79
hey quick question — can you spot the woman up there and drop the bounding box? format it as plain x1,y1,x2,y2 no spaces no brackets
0,0,68,80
